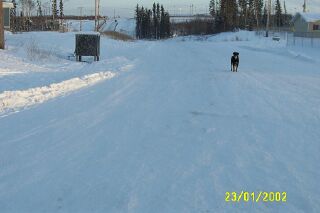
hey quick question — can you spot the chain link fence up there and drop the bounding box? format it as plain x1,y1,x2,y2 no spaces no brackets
256,29,320,48
287,32,320,48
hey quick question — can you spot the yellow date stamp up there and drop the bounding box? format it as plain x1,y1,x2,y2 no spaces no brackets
225,191,287,203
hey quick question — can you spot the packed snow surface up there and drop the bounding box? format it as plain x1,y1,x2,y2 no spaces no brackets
0,30,319,213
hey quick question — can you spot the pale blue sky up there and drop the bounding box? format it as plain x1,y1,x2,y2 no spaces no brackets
60,0,320,17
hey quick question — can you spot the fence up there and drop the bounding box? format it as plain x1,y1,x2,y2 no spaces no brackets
287,32,320,48
171,18,215,36
255,30,288,40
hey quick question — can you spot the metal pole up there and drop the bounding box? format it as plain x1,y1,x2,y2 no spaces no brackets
95,0,99,31
97,0,100,30
0,0,4,49
95,0,97,30
78,7,83,31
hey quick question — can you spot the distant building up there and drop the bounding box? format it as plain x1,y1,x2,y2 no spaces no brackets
292,12,320,33
2,1,14,29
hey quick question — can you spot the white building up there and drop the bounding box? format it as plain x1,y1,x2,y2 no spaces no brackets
2,1,14,29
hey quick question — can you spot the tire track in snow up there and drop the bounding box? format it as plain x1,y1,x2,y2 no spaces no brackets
0,71,116,115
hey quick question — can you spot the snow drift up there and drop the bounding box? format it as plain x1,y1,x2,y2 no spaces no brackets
0,72,116,114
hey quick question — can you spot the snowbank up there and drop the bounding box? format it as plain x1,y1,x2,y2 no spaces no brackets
0,72,116,114
0,51,49,77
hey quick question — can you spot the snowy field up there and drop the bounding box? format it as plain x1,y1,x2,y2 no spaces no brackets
0,30,320,213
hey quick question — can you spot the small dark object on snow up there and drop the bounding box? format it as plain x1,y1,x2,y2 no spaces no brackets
75,33,100,62
272,36,280,41
231,52,240,72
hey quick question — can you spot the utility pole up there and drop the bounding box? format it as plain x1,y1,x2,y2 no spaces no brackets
0,0,4,49
266,0,271,37
303,0,306,12
95,0,100,31
78,7,83,31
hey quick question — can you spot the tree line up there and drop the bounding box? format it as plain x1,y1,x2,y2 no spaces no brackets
135,3,171,39
209,0,291,32
10,0,64,19
9,0,65,32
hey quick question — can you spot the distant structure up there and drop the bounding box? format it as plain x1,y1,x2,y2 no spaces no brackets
303,0,307,13
169,14,213,23
292,12,320,33
2,1,14,29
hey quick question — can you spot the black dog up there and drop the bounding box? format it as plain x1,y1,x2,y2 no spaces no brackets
231,52,239,72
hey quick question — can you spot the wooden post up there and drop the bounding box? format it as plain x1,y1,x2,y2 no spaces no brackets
0,0,5,49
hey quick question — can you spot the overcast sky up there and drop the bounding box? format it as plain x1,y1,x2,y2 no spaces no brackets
62,0,320,17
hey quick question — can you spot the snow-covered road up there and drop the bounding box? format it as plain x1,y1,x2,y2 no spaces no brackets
0,31,319,212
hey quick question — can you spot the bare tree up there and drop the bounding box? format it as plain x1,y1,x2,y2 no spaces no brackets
36,0,43,16
19,0,36,17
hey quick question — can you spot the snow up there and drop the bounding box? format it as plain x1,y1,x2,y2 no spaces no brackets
175,31,258,42
0,29,320,212
298,12,320,22
102,18,136,37
66,20,96,32
0,72,116,115
76,31,100,35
